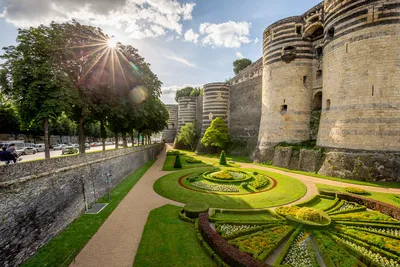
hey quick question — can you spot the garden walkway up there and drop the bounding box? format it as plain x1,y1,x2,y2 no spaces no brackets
71,145,400,267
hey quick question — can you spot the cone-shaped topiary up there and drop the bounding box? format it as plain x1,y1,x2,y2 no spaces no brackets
173,151,182,168
219,150,227,165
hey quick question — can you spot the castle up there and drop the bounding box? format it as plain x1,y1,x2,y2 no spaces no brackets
163,0,400,181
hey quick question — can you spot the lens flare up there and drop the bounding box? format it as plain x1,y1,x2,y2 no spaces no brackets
108,39,117,48
130,86,149,104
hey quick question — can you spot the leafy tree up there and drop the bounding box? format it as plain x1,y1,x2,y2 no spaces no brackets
233,58,252,75
201,117,229,152
50,113,77,140
173,151,182,169
189,87,202,97
0,24,77,158
175,86,194,102
177,123,197,151
0,93,20,135
219,150,227,165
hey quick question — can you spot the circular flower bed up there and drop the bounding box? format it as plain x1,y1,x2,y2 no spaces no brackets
203,170,253,183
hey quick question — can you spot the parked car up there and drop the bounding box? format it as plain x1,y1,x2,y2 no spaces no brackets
53,144,66,150
62,146,78,155
33,144,45,152
71,144,79,148
16,147,36,155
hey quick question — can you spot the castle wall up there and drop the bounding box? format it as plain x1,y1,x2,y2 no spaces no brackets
201,83,230,134
318,0,400,152
161,104,178,143
177,96,197,131
228,58,263,154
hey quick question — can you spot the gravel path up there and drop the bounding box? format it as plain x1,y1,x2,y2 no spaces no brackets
70,145,400,267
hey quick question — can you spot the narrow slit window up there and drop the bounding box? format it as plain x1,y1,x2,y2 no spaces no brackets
327,27,335,38
296,25,302,35
303,76,308,86
316,70,322,78
326,99,331,111
372,85,374,96
280,105,288,114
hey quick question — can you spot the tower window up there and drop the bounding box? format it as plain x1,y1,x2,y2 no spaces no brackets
315,47,323,58
326,99,331,111
296,25,302,35
280,105,288,114
316,70,322,78
327,27,335,38
303,76,308,86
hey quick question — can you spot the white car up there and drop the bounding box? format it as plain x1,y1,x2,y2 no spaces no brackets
16,147,36,155
33,144,45,152
53,144,66,150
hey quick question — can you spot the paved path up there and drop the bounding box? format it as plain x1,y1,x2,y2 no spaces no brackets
71,145,400,267
71,146,182,267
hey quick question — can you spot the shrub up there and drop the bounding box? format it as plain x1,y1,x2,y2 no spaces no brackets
212,170,233,180
345,187,368,195
186,157,202,163
241,182,248,188
250,174,270,189
276,206,300,217
219,150,227,165
295,207,326,224
253,172,258,175
173,151,182,168
184,202,210,219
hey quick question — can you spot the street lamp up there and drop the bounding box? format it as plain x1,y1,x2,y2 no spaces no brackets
106,171,112,202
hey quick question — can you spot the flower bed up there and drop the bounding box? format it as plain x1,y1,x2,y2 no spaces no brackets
281,231,318,267
250,174,270,189
276,206,300,217
202,169,253,184
191,181,239,193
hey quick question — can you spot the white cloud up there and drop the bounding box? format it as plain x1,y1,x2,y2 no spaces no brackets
236,52,243,58
254,37,259,44
0,0,195,39
164,55,198,69
184,29,199,43
199,21,251,48
162,83,202,96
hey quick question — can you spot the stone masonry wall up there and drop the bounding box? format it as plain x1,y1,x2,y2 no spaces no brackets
0,144,162,266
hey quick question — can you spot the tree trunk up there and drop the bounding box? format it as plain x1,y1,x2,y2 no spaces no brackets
149,135,152,144
78,116,86,154
137,132,140,146
141,134,144,146
130,131,134,147
44,117,50,159
122,135,127,148
100,120,106,152
115,133,119,149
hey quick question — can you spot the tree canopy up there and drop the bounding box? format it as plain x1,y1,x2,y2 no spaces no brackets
177,123,197,151
233,58,252,75
201,117,229,151
175,86,203,102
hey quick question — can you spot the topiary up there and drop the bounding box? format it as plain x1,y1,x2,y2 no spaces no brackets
184,202,210,219
173,151,182,168
241,182,248,188
219,150,227,165
295,207,326,223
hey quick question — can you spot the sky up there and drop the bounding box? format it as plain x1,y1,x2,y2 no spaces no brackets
0,0,321,104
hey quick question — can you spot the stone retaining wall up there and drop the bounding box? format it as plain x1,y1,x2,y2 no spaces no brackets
0,144,162,266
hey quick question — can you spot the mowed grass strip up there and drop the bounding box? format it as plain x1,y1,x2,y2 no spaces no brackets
133,204,215,267
153,168,307,209
22,160,155,267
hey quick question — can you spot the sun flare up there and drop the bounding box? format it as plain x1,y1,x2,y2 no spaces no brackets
107,38,117,48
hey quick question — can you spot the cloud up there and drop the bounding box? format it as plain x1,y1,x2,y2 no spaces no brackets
236,52,243,58
0,0,195,39
254,37,259,44
199,21,251,48
164,55,198,69
184,29,199,43
161,83,202,96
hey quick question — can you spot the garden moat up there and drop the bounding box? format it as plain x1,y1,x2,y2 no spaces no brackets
141,149,400,267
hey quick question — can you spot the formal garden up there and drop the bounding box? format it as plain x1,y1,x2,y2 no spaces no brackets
134,146,400,267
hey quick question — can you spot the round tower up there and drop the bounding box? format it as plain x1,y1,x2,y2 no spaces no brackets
318,0,400,151
201,82,230,134
177,96,197,132
257,15,317,152
161,104,178,143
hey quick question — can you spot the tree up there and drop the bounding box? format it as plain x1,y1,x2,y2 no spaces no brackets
219,150,227,165
173,151,182,169
233,58,252,75
189,87,202,97
201,117,229,152
0,94,20,135
175,86,194,102
177,123,197,151
0,24,77,158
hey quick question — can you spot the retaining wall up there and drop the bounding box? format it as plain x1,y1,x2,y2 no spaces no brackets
0,144,163,266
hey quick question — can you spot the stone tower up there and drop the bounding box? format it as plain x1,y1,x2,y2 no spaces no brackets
161,104,178,143
200,82,230,134
318,0,400,151
177,96,197,132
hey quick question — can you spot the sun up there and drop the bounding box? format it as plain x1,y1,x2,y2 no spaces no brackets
107,38,117,48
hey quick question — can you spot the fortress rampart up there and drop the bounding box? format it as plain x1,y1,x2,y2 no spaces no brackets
163,0,400,181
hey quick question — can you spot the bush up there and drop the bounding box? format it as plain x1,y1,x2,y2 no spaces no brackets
219,150,227,165
250,174,270,189
212,170,233,180
345,187,368,195
295,207,326,224
186,157,202,163
184,202,210,219
253,172,258,175
241,182,248,188
173,152,182,168
276,206,300,217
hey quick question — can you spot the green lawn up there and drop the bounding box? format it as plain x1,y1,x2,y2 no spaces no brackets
153,168,307,209
297,195,337,211
22,160,155,267
134,204,215,267
316,184,400,208
162,154,212,171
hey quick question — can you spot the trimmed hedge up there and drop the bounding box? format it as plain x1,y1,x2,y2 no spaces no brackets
219,151,227,166
273,228,302,266
216,223,284,240
173,152,182,168
345,187,368,195
186,157,202,163
336,193,400,220
286,215,331,228
198,213,270,267
179,209,195,223
328,206,366,216
184,202,210,219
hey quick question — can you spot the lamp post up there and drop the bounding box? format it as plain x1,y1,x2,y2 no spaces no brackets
106,171,112,202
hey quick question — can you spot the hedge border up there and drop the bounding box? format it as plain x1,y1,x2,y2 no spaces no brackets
273,227,302,266
198,213,270,267
179,209,195,223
